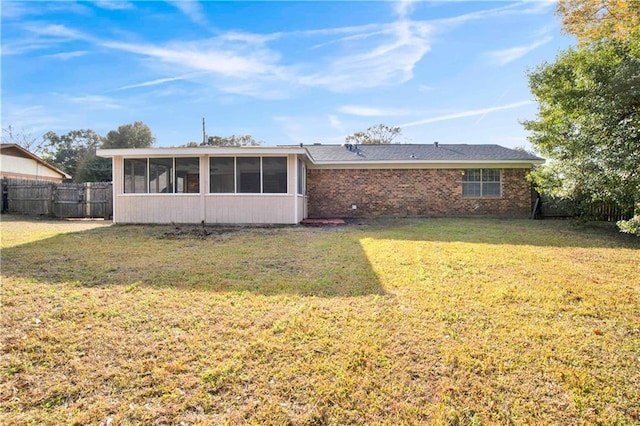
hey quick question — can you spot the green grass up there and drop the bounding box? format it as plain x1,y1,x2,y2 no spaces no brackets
1,215,639,424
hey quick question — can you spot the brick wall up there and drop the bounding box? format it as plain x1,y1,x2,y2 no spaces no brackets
306,168,532,218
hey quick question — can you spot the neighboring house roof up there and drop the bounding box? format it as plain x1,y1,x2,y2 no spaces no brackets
303,143,544,165
0,143,71,179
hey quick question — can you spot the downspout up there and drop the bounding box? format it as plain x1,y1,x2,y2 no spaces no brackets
201,155,207,224
293,155,299,224
111,157,117,223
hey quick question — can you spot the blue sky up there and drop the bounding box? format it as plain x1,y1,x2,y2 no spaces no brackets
2,0,574,149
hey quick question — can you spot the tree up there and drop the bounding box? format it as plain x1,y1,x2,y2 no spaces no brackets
2,125,44,154
557,0,640,45
42,129,112,182
103,121,155,149
204,134,261,146
523,33,640,219
345,124,402,145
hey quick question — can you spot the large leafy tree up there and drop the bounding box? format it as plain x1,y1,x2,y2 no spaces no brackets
103,121,155,149
524,34,640,211
345,124,402,145
42,122,156,182
557,0,640,45
42,129,106,182
525,1,640,232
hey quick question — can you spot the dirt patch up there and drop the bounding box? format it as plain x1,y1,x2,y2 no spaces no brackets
159,226,241,239
156,224,291,239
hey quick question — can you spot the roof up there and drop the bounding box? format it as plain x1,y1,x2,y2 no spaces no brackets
96,143,544,167
97,146,306,157
0,143,71,179
303,143,544,164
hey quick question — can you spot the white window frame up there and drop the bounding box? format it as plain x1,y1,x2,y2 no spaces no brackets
462,168,502,198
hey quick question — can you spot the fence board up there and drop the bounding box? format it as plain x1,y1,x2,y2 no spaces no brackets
1,178,112,219
535,195,634,221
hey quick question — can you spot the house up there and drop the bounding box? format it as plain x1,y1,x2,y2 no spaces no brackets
0,144,70,182
96,143,544,224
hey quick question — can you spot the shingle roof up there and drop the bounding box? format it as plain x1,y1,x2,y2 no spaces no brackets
303,143,543,163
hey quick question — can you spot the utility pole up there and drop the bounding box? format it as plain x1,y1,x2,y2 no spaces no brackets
202,117,206,145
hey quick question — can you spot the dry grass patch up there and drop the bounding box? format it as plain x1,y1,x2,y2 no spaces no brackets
1,215,639,424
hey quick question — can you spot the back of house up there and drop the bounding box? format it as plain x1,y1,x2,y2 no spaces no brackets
97,143,544,224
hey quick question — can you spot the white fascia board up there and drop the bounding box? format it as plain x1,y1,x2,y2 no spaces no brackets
307,159,545,169
97,146,306,158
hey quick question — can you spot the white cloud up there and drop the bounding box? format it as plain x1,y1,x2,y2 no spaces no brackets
114,73,201,91
95,19,433,95
2,102,75,134
23,24,93,41
435,1,554,29
274,115,344,144
168,1,207,26
12,1,551,99
101,38,281,77
67,95,123,110
299,20,433,91
488,36,553,65
338,105,409,117
43,50,89,60
1,2,92,19
394,0,417,19
328,115,345,133
400,101,533,128
93,1,135,11
2,24,93,56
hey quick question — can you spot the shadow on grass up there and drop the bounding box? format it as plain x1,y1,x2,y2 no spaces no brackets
1,224,386,297
2,218,637,295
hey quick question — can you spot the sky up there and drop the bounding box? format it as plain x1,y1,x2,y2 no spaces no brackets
1,0,576,150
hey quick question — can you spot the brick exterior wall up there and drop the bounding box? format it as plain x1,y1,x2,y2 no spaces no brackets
306,168,533,218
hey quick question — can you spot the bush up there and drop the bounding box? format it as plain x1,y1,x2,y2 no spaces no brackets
617,216,640,236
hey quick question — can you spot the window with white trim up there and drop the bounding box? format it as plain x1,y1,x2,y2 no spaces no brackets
123,157,200,194
462,169,501,197
209,157,234,193
209,156,288,194
124,159,147,193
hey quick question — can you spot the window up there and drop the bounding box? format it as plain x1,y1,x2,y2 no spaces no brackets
209,156,288,194
463,169,501,197
210,157,235,193
176,158,200,193
124,157,200,194
149,158,173,193
263,157,287,193
124,159,147,193
237,157,261,193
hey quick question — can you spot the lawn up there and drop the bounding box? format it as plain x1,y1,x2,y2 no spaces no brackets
1,215,639,425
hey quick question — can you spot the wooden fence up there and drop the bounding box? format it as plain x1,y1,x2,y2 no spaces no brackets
1,178,112,219
533,195,634,222
585,202,634,222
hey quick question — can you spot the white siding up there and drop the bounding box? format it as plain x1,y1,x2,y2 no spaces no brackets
116,195,201,223
205,195,295,224
110,154,301,224
0,155,65,180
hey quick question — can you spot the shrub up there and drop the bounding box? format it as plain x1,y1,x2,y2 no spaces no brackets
617,215,640,236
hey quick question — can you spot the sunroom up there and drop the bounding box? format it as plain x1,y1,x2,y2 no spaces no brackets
97,146,307,224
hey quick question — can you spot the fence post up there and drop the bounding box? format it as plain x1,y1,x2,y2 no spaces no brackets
1,178,7,213
85,182,91,217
